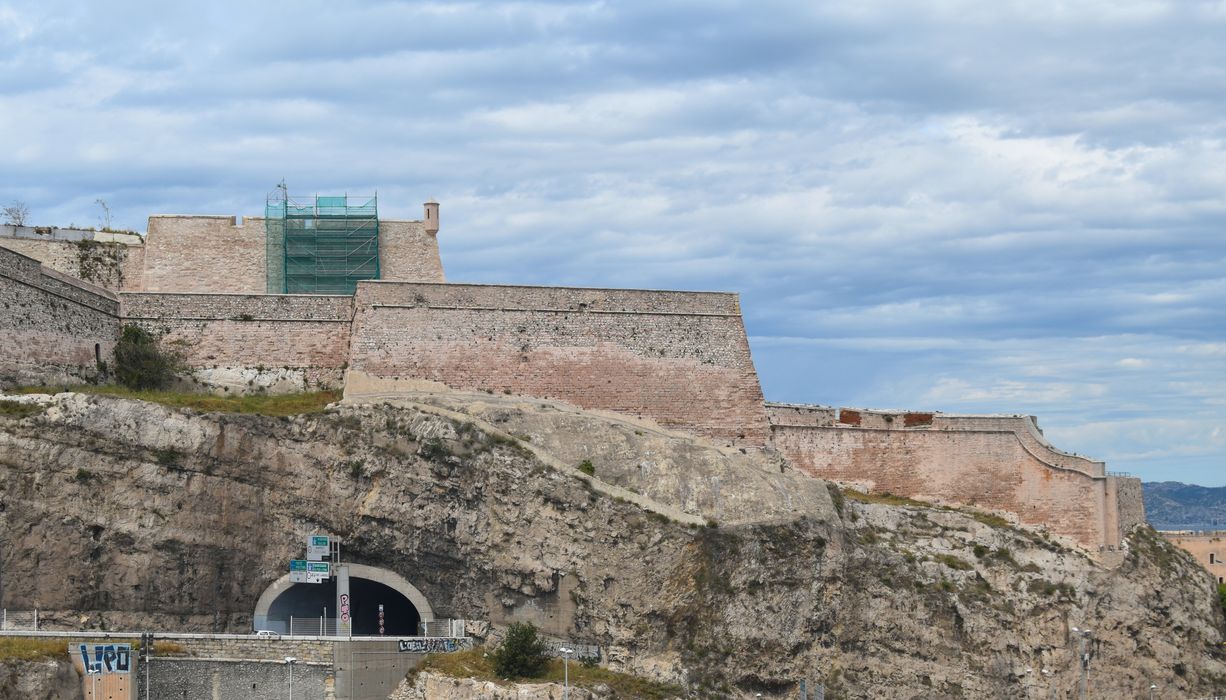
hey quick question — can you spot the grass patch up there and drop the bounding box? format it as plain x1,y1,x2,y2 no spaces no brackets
0,637,69,661
0,400,43,419
11,385,339,416
933,553,974,571
416,647,683,699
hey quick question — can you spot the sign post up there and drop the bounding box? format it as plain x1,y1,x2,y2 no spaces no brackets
337,565,352,638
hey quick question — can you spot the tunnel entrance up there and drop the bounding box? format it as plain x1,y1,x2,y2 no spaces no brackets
253,563,435,636
267,577,420,635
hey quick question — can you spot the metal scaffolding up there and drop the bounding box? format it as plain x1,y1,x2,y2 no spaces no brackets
265,183,380,294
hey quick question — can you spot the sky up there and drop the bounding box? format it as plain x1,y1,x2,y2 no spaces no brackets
1,1,1223,485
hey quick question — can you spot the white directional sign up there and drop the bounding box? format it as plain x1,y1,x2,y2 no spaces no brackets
307,535,330,561
307,562,330,583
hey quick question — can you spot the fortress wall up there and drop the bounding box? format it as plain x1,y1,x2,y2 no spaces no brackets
347,282,770,445
1,233,143,292
764,403,837,427
0,246,120,388
770,421,1114,548
1113,476,1146,539
379,220,445,282
142,216,267,294
121,293,353,390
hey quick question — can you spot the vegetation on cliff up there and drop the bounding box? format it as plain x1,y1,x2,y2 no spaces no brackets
113,324,182,390
11,384,339,416
415,646,684,699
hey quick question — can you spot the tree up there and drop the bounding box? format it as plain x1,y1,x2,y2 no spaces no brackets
3,200,29,226
491,622,550,679
112,325,183,390
96,198,112,230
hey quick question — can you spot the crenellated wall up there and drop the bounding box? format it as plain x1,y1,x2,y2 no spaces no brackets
346,281,770,445
766,403,1145,550
0,246,120,388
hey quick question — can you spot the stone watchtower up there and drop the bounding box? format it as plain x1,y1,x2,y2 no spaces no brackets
424,200,439,236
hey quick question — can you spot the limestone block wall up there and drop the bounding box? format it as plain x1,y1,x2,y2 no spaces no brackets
121,293,354,391
379,220,445,283
0,246,120,388
346,282,770,445
142,216,267,293
1162,532,1226,585
766,404,1140,550
1,227,145,292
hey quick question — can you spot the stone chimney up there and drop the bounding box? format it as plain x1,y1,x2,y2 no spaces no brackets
424,200,439,235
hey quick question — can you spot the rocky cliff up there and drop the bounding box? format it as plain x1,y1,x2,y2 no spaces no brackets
1,391,1223,698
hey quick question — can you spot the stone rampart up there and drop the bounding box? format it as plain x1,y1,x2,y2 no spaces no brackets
765,403,1144,549
142,216,267,293
120,292,354,392
0,246,120,388
346,281,770,445
379,220,445,283
1,227,145,292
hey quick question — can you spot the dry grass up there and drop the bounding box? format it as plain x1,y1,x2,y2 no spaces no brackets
0,400,44,419
9,385,340,417
0,637,69,661
415,647,683,699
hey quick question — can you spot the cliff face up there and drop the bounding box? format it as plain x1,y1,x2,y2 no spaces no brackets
1,392,1223,699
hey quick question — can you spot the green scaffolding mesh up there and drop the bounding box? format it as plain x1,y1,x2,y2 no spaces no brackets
265,184,379,294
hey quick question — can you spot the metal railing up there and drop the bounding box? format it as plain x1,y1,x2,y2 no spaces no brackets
1,609,38,630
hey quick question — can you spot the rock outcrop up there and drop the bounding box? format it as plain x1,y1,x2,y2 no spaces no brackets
1,391,1224,698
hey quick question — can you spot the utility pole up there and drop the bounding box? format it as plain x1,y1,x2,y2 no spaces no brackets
1072,627,1092,700
560,646,573,700
285,656,297,700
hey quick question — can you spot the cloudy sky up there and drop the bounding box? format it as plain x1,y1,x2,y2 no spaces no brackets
2,1,1223,485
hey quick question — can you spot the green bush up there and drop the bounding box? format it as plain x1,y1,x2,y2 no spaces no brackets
1219,583,1225,617
113,325,182,390
577,460,595,476
492,622,550,679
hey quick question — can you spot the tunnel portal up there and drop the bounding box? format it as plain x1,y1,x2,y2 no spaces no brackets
253,564,435,636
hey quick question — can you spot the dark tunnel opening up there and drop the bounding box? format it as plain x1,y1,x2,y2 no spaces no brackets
266,577,420,635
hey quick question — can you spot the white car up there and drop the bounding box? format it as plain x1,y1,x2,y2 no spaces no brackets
254,630,280,638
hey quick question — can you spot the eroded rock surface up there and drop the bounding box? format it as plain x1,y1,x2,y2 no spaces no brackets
0,392,1223,698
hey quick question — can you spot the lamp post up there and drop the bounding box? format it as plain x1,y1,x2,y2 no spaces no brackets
1071,627,1092,700
560,647,573,700
284,656,297,700
1149,682,1157,700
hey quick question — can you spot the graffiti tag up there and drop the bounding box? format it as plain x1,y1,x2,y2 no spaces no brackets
78,643,132,675
397,637,472,654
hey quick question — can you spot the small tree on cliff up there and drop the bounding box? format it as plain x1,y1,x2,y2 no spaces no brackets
113,325,182,390
492,622,550,679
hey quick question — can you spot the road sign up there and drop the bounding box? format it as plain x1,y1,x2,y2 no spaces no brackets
307,535,330,561
290,560,308,571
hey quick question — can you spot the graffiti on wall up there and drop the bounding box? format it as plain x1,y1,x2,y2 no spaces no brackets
77,643,132,674
397,637,473,654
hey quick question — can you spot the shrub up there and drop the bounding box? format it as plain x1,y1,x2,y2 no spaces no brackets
492,622,550,679
113,325,183,390
577,460,595,476
1219,583,1225,617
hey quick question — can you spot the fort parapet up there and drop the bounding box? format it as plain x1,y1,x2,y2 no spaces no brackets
0,197,1148,552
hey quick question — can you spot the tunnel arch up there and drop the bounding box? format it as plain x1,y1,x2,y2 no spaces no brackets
252,563,434,633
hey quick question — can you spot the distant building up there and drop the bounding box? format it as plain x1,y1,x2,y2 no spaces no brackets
1162,532,1226,584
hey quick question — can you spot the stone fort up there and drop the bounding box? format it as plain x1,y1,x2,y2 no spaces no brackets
0,190,1146,553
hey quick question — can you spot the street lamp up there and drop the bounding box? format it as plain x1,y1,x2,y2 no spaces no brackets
284,656,297,700
560,647,573,700
1149,682,1157,700
1071,628,1092,700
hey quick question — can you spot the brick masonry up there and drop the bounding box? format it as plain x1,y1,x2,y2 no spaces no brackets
0,246,120,388
346,281,770,445
766,403,1146,549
